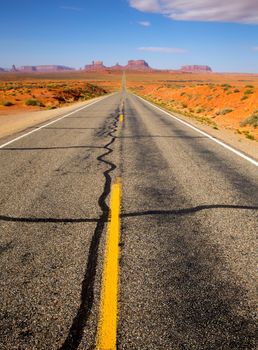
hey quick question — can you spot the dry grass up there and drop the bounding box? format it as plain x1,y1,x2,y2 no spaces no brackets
0,73,122,114
126,71,258,140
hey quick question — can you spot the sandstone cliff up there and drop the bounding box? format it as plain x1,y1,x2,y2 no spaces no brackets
181,65,212,72
84,60,152,71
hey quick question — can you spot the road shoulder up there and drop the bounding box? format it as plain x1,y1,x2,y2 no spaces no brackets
133,93,258,162
0,96,111,140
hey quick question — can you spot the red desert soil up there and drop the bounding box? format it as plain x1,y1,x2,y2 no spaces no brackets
0,70,122,115
0,80,112,115
126,72,258,141
0,73,121,138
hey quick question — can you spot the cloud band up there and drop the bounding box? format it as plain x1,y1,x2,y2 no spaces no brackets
129,0,258,24
138,46,187,53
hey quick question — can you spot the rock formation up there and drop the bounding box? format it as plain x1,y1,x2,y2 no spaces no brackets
19,66,37,72
84,60,152,71
84,61,106,71
4,61,213,73
181,65,212,72
110,63,124,70
11,65,18,72
125,60,151,71
18,65,75,72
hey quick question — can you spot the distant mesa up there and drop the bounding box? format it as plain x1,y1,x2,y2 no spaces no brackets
125,60,151,71
0,62,213,73
110,63,124,70
84,61,106,71
0,64,75,72
83,61,212,72
19,66,37,72
181,65,212,72
84,60,152,71
19,65,75,72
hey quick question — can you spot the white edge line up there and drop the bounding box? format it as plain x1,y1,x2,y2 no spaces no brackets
134,94,258,167
0,93,116,149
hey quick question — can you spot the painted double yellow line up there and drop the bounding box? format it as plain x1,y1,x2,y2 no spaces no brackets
96,179,121,350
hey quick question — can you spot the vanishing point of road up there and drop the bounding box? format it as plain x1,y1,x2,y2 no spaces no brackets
0,82,257,349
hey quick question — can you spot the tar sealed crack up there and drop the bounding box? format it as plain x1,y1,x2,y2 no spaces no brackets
60,111,120,350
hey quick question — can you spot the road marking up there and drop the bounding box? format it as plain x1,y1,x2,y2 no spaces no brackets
0,94,115,149
120,114,124,122
135,94,258,167
96,179,121,350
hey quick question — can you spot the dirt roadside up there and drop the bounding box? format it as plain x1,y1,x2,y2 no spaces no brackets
0,96,108,140
138,96,258,162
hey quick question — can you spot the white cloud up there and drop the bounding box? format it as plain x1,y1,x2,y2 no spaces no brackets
138,46,187,53
138,21,151,26
60,6,82,11
129,0,258,24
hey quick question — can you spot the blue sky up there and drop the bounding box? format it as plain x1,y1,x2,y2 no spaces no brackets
0,0,257,72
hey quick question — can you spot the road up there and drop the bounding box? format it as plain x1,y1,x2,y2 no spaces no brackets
0,88,257,350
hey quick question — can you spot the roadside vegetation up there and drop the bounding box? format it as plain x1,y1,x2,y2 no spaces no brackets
0,79,113,113
126,71,258,141
1,101,14,106
240,113,258,128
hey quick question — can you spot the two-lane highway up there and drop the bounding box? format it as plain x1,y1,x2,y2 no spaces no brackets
0,89,257,349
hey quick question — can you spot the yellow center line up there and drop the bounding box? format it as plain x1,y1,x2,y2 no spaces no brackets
119,114,124,122
96,178,121,350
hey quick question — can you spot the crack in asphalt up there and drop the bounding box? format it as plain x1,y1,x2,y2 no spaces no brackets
59,111,120,350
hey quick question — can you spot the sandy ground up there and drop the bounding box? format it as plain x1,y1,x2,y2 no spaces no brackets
0,96,106,140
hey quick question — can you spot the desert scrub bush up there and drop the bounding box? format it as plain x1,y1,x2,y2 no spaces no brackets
244,89,254,95
216,108,234,115
25,98,45,107
240,113,258,128
196,107,205,113
241,95,248,101
207,95,213,100
63,88,73,93
221,84,231,91
244,132,255,140
2,100,14,106
181,102,188,108
234,88,240,93
245,85,254,89
180,92,186,96
4,85,14,91
47,83,59,88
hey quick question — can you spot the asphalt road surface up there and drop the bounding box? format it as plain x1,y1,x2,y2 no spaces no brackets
0,89,257,350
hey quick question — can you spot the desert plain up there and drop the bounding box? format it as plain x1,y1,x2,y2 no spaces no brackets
0,70,257,146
